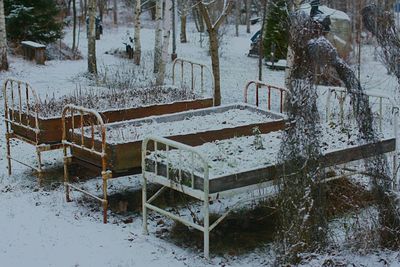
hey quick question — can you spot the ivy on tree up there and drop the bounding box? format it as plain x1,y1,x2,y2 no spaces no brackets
263,0,289,60
4,0,63,44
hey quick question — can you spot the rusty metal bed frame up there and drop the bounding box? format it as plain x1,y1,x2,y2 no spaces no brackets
3,78,63,176
61,104,287,223
62,104,111,223
244,80,289,113
172,58,214,101
3,59,215,176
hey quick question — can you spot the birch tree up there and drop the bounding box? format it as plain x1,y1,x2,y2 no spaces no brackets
156,0,172,85
88,0,97,74
0,0,8,71
72,0,77,55
153,0,163,73
198,0,233,106
133,0,141,65
235,1,240,37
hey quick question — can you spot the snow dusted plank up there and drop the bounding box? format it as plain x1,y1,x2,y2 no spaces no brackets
145,119,396,194
21,41,46,48
71,104,286,174
99,104,283,144
146,138,395,194
10,98,213,145
210,138,395,193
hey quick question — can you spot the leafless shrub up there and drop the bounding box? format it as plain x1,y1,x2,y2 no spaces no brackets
362,5,400,84
276,13,328,264
97,51,158,89
34,84,196,117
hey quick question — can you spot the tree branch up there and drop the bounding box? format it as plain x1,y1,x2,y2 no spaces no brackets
213,0,233,29
197,1,213,30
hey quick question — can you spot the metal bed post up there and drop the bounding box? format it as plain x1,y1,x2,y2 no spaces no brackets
141,136,211,259
62,104,110,223
203,159,210,259
243,80,289,113
325,87,400,187
171,58,215,102
3,78,42,176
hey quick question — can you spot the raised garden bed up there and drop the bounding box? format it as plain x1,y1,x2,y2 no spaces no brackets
142,122,397,260
8,85,213,145
144,122,396,193
68,104,287,175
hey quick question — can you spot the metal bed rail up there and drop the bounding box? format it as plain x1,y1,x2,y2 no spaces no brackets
2,78,52,176
141,135,213,259
141,131,399,259
172,58,214,101
244,80,289,113
326,87,399,131
62,104,111,223
326,87,400,186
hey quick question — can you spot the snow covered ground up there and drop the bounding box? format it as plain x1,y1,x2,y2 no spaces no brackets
1,11,400,267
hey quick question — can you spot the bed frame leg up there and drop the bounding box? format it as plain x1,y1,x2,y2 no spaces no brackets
63,156,71,202
393,152,398,189
6,133,12,176
102,173,108,224
36,147,43,172
204,199,210,260
142,174,148,235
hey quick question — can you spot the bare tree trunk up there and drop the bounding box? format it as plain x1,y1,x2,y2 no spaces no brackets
0,0,8,71
180,1,188,43
246,0,251,33
134,0,141,65
193,5,205,32
88,0,97,74
180,14,187,42
84,0,88,21
209,31,221,105
80,0,84,22
113,0,118,25
156,0,172,85
72,0,77,55
258,0,268,81
154,0,163,73
98,0,105,21
198,0,233,106
235,1,240,36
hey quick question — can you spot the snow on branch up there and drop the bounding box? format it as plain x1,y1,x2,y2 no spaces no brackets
197,0,233,30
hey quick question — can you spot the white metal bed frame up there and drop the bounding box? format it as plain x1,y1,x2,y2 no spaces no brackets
142,88,400,259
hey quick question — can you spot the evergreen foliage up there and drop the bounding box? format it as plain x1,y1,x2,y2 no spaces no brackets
4,0,63,44
263,0,289,60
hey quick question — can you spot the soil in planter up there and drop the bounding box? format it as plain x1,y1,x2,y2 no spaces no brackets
29,85,199,118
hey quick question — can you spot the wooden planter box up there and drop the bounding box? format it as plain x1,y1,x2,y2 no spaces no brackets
70,104,287,175
145,138,396,194
10,98,214,145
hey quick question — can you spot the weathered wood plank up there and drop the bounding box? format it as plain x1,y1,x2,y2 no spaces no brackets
10,98,214,145
146,138,396,194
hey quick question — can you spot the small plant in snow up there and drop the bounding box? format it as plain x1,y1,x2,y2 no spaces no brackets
252,127,264,150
